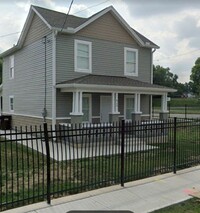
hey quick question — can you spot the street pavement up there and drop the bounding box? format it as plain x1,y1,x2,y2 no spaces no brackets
4,165,200,213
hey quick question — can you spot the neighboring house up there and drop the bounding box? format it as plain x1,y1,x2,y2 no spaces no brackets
0,5,175,127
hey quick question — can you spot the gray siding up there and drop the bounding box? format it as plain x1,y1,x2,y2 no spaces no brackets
56,34,151,84
24,13,51,47
141,95,150,114
56,91,72,117
2,34,52,118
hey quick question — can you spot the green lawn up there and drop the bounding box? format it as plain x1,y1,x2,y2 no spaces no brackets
151,198,200,213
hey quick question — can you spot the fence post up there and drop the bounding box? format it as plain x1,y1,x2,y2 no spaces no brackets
121,119,125,187
185,104,187,119
173,117,177,174
43,122,51,204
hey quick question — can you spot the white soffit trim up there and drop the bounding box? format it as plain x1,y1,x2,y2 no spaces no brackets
56,83,176,94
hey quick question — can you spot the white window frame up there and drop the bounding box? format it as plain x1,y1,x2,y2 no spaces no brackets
74,40,92,73
82,94,92,123
124,47,138,76
9,55,14,79
124,95,135,120
9,95,14,113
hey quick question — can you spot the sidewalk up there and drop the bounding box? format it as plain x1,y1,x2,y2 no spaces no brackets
4,166,200,213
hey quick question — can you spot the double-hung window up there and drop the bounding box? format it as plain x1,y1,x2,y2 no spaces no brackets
9,96,14,113
124,47,138,76
75,40,92,73
9,55,14,79
124,95,134,120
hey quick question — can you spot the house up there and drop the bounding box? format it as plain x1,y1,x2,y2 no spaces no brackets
0,5,175,127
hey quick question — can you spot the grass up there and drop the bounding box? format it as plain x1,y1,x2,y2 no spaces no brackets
153,97,200,115
151,198,200,212
1,121,200,211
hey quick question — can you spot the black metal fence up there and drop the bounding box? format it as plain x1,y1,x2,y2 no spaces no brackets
1,118,200,211
152,103,200,118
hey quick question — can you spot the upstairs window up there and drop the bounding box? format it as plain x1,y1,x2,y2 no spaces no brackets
75,40,92,73
9,55,14,79
124,47,138,76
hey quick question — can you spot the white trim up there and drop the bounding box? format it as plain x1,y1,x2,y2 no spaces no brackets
82,94,92,123
124,47,138,77
2,112,53,120
70,91,83,115
92,116,100,119
74,40,92,73
57,83,176,94
32,6,52,30
9,55,14,79
52,30,57,128
9,95,14,113
56,117,71,120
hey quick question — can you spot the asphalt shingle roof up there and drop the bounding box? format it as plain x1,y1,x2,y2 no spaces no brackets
57,74,171,90
33,5,157,47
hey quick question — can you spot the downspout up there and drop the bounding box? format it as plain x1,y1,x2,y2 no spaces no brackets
52,30,58,128
150,48,156,119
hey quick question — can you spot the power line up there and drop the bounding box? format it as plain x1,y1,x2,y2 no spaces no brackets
72,0,111,15
154,49,200,62
0,0,111,38
61,0,74,32
0,32,20,38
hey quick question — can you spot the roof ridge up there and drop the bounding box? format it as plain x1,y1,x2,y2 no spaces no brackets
32,4,87,20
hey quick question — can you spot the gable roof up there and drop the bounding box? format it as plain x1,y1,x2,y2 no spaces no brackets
56,74,176,93
32,5,159,48
0,5,159,57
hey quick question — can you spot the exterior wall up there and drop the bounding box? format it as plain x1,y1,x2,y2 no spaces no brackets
2,33,53,120
141,95,150,114
11,114,52,128
23,13,51,47
56,12,152,84
56,90,72,117
77,12,136,44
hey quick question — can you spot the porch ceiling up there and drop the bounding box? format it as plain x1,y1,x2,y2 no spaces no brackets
56,74,176,94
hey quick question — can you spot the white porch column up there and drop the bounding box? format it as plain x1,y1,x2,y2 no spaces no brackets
132,93,142,122
161,93,168,112
160,93,169,120
70,91,83,115
111,92,119,114
109,92,120,123
134,93,141,113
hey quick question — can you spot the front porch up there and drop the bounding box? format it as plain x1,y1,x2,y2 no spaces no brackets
56,75,175,125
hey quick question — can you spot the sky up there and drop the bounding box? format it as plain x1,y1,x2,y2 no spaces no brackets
1,0,200,83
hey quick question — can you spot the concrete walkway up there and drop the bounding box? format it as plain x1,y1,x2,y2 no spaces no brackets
4,166,200,213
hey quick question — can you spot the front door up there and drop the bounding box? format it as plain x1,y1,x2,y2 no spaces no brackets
100,96,111,123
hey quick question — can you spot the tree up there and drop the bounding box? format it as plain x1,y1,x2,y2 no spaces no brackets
190,57,200,96
153,65,180,96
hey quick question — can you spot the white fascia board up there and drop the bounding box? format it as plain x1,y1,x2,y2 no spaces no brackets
56,83,176,94
32,6,52,30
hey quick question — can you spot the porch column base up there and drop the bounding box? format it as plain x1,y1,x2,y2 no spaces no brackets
109,113,119,123
132,112,142,123
70,115,83,125
159,112,169,120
